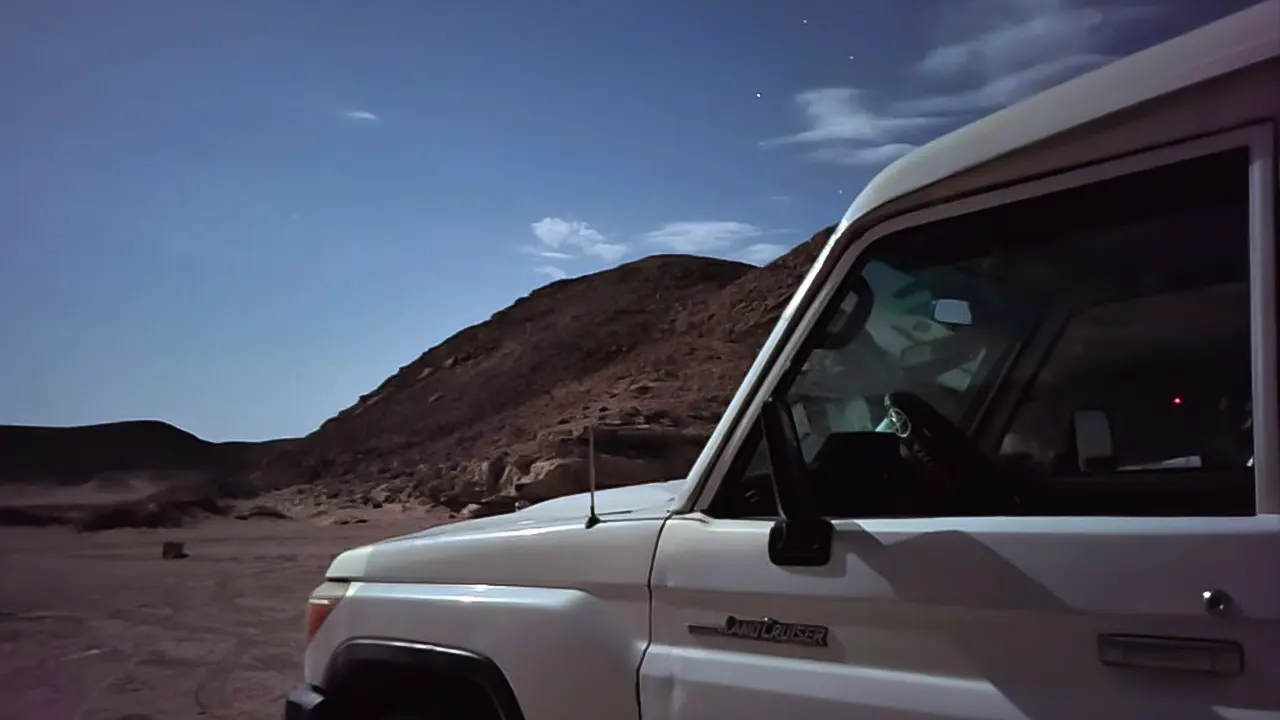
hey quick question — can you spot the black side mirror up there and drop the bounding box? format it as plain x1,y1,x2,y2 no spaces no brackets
761,397,833,567
768,515,835,568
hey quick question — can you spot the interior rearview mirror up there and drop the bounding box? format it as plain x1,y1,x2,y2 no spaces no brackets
1072,409,1115,473
816,276,875,349
930,298,972,326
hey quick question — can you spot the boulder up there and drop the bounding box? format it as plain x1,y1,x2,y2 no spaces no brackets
498,462,526,496
460,495,519,520
440,457,508,509
513,452,672,502
161,541,188,560
233,504,289,521
514,458,585,502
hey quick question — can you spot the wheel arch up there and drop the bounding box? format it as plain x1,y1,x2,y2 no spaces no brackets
323,638,527,720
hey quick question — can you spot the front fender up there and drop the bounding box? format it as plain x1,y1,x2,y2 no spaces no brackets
309,582,646,720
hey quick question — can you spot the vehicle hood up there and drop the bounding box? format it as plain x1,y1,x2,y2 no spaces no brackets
325,479,686,586
424,477,686,536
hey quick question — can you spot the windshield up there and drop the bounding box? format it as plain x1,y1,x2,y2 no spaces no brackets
788,259,1041,460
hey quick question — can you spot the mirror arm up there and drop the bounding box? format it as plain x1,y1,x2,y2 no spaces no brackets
760,398,833,567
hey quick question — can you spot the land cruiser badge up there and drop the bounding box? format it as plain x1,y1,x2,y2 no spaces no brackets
688,616,829,648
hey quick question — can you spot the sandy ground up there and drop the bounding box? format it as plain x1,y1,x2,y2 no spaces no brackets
0,513,446,720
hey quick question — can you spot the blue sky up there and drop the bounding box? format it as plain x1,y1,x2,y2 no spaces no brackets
0,0,1260,441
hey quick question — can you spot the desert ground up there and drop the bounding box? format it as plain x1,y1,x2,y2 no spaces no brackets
0,513,444,720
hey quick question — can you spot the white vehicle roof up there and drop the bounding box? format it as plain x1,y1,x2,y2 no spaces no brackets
837,0,1280,232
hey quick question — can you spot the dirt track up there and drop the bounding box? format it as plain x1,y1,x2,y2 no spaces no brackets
0,515,440,720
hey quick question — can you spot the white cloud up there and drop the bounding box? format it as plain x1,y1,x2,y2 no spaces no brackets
760,89,942,148
523,217,793,267
643,221,765,254
587,242,627,262
518,245,577,261
531,217,601,249
916,3,1156,82
535,265,569,280
345,110,379,121
759,89,937,169
807,143,917,166
894,53,1113,115
901,1,1159,114
769,195,792,203
737,243,789,266
527,216,629,267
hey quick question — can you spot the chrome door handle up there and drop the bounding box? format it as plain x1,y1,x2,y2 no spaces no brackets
1098,634,1243,676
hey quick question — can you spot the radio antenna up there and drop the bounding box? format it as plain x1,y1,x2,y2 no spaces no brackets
585,424,600,529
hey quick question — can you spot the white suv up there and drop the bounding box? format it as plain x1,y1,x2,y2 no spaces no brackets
287,3,1280,718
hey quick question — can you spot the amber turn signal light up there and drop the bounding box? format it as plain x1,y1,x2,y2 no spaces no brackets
305,580,350,644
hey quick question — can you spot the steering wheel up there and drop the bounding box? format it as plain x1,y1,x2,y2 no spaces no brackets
883,391,1016,511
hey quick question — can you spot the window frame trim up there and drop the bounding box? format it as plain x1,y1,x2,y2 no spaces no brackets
689,124,1278,516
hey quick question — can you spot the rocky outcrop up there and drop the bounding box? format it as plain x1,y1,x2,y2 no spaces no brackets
390,422,710,512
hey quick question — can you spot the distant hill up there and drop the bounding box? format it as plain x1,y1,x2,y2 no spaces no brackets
0,420,290,488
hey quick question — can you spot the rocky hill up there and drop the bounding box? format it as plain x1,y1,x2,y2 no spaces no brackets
262,225,832,517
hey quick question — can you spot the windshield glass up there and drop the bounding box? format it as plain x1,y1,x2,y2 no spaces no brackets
788,258,1041,460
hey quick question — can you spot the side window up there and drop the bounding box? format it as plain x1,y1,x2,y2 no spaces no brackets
1000,286,1252,475
708,148,1255,520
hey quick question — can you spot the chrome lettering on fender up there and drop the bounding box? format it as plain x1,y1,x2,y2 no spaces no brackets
688,616,830,648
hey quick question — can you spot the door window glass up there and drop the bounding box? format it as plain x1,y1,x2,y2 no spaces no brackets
711,148,1255,520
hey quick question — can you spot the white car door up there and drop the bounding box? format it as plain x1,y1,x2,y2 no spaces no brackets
639,127,1279,718
641,513,1280,719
